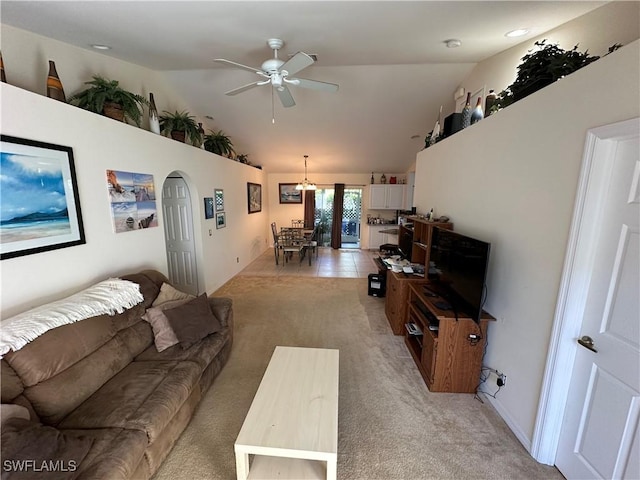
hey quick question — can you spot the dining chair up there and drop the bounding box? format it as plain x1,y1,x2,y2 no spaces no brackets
291,219,305,229
280,229,304,265
270,222,282,265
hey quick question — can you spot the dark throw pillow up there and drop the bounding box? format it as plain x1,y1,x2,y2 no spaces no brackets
163,294,222,349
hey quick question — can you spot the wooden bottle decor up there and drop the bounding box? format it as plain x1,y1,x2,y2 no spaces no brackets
46,60,66,102
0,51,6,83
148,93,161,134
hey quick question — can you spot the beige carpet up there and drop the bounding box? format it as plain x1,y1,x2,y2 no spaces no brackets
153,275,562,480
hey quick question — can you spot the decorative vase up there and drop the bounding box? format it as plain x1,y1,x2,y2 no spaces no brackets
461,92,471,129
380,173,387,184
103,102,125,122
484,89,497,116
46,60,66,102
148,93,160,134
0,51,6,83
370,172,375,184
196,123,205,149
470,97,484,125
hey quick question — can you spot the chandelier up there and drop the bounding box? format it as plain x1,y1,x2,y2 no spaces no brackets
295,155,316,190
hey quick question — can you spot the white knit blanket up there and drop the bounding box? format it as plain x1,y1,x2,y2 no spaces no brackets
0,278,144,357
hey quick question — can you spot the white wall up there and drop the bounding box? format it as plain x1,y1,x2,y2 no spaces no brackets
414,41,640,450
1,84,268,318
0,24,213,133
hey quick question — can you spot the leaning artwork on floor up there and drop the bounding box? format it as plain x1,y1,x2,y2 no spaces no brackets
107,170,158,233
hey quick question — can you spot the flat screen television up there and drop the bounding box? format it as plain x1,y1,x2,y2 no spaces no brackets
429,227,491,323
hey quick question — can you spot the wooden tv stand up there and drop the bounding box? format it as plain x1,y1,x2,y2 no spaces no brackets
405,283,494,393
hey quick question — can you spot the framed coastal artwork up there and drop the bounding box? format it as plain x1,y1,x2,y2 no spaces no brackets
0,135,86,260
247,182,262,214
106,170,158,233
279,183,302,204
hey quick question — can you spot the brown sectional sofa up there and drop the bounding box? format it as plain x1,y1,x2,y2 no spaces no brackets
1,270,233,479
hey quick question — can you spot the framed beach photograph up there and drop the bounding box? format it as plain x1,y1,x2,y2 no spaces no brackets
247,182,262,214
0,135,86,260
279,183,302,204
204,197,214,219
214,189,224,211
216,211,226,229
106,170,158,233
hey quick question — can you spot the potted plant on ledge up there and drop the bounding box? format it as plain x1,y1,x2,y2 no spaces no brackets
493,39,601,111
204,130,235,158
68,75,149,126
159,110,202,144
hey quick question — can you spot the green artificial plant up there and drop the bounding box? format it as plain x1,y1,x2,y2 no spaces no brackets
204,130,236,158
159,110,202,144
68,75,149,126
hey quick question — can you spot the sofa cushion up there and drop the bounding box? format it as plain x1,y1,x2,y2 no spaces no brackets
142,299,192,352
1,360,24,402
4,304,145,388
1,417,94,480
58,360,202,444
19,320,153,426
164,294,222,348
135,327,230,370
152,283,195,307
68,427,148,480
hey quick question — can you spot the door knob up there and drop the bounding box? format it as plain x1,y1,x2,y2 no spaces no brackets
578,335,598,353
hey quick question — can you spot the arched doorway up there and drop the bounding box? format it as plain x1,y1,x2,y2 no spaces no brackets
162,173,199,295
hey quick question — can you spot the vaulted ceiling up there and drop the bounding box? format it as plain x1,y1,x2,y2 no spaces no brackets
1,1,605,174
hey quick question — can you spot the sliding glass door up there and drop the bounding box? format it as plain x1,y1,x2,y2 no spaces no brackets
314,187,362,248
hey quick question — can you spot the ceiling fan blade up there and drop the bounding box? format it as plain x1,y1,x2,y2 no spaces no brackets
280,52,314,76
276,86,296,108
214,58,263,75
291,78,339,93
225,82,262,96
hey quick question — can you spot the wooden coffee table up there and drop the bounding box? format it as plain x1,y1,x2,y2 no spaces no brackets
234,346,339,480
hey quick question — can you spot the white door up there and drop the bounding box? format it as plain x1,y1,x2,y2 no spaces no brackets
555,122,639,479
162,176,198,295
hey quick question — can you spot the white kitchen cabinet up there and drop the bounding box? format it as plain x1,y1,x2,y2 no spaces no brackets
369,185,405,209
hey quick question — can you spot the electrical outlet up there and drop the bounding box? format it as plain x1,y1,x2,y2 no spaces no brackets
497,373,507,387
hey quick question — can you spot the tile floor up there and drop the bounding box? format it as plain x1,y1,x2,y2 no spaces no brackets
238,247,381,278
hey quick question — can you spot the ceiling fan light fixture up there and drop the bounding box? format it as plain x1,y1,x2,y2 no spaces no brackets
295,155,316,190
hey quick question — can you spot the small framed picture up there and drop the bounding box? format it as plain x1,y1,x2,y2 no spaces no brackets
279,183,302,204
204,197,214,219
214,189,224,211
216,211,226,229
247,182,262,214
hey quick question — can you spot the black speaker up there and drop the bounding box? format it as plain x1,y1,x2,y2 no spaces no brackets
443,113,463,138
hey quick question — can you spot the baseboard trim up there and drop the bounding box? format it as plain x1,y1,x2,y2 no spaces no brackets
483,394,532,454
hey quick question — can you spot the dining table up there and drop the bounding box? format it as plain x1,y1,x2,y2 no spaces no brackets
279,227,316,266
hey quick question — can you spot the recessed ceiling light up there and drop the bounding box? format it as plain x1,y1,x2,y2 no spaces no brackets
444,39,462,49
410,134,421,140
505,29,529,38
205,115,214,120
91,44,111,50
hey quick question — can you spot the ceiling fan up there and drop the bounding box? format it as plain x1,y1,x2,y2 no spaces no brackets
214,38,339,108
